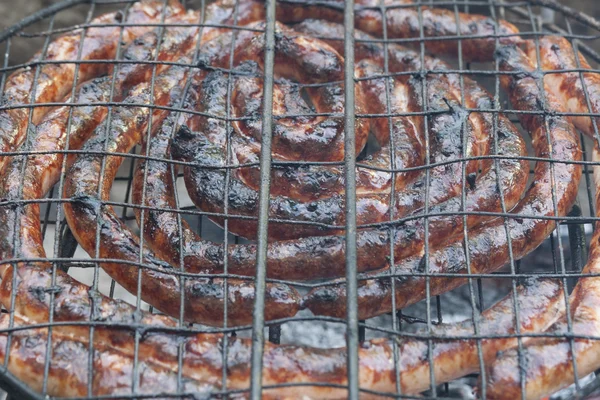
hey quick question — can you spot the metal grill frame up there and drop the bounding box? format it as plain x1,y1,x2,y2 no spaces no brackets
0,0,600,399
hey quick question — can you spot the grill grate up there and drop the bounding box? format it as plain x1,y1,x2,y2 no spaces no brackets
0,0,599,399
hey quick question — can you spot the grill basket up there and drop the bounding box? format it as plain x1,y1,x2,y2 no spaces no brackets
1,0,600,399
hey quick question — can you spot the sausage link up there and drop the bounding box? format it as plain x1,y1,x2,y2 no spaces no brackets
0,314,219,398
303,44,582,319
62,64,299,327
484,146,600,400
0,262,563,397
0,0,185,172
526,36,600,138
484,42,600,399
256,0,522,62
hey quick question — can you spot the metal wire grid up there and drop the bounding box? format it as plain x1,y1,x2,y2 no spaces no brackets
0,0,599,399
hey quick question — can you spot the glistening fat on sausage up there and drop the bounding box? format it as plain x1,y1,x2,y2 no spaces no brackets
484,38,600,399
0,0,185,172
302,44,582,320
62,62,299,327
0,261,564,397
158,21,525,284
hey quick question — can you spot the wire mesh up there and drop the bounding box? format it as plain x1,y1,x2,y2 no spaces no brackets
0,0,599,399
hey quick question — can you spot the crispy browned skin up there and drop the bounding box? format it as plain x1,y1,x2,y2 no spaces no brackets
0,260,563,397
0,77,111,268
230,50,425,202
0,0,186,172
0,0,297,279
483,45,600,399
303,44,582,319
172,22,375,240
172,21,495,241
132,21,418,277
526,36,600,139
0,10,212,281
484,149,600,400
0,314,219,398
171,112,525,277
220,0,521,62
112,0,276,98
162,20,524,280
229,21,430,201
62,64,299,327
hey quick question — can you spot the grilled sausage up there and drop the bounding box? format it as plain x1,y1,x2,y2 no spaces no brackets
525,36,600,138
0,314,219,398
0,2,563,397
134,19,526,284
0,0,312,279
303,44,582,320
173,22,372,240
222,0,521,62
109,11,202,100
0,0,186,172
0,10,216,276
0,77,112,269
62,63,300,327
0,262,563,397
483,43,600,399
171,21,497,241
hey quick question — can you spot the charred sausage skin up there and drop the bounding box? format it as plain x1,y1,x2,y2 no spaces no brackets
161,21,525,282
0,262,563,397
484,38,600,399
62,64,299,327
303,44,582,320
0,0,186,172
